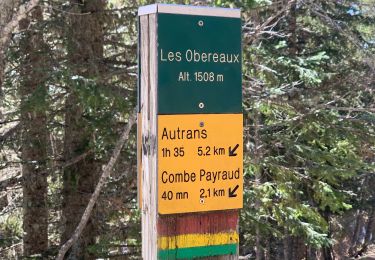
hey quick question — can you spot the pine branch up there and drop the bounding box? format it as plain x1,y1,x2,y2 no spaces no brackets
0,150,95,192
318,106,375,113
0,122,20,143
56,109,137,260
243,0,295,42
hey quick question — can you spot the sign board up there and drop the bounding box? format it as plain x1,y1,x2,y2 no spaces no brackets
157,13,242,114
158,114,243,214
138,6,242,215
155,11,243,214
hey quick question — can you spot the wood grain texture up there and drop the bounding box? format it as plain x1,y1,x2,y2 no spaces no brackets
158,210,238,236
137,113,142,208
140,14,158,259
157,211,239,259
158,232,238,249
138,4,240,18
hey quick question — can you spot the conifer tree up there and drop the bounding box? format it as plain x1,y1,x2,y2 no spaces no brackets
19,5,49,256
61,0,106,258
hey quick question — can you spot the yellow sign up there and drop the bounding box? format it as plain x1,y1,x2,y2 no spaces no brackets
158,114,243,214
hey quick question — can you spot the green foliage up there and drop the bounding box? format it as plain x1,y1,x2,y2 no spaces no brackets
0,212,22,247
64,74,135,157
240,0,375,255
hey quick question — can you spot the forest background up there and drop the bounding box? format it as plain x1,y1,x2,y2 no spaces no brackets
0,0,374,259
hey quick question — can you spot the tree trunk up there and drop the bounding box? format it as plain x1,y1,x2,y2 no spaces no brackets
61,1,105,259
256,225,263,260
283,227,291,260
359,206,375,254
365,207,375,244
291,236,306,260
288,0,297,56
57,111,136,260
306,246,315,260
264,236,271,260
349,209,363,256
19,5,49,256
322,210,334,260
0,0,15,120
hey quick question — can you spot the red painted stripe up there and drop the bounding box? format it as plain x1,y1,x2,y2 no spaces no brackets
158,210,238,236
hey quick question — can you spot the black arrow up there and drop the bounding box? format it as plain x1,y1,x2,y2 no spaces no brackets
229,144,239,157
228,185,239,198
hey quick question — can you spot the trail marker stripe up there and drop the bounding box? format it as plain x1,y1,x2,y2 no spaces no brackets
158,231,239,250
158,243,238,259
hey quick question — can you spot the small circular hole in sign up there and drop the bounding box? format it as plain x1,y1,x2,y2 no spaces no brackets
198,20,204,27
198,102,204,109
200,198,205,204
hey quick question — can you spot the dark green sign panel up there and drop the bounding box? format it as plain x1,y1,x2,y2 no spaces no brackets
157,13,241,114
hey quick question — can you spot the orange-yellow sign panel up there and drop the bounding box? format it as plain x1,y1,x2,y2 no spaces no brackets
158,114,243,214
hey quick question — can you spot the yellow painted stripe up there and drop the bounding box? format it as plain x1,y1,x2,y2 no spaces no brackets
158,232,239,250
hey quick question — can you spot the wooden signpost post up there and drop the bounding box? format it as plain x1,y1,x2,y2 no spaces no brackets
138,4,242,259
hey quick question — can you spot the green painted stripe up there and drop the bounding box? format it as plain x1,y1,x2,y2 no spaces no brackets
158,243,237,259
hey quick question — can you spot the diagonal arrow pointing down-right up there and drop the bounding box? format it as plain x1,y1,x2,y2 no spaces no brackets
228,185,239,198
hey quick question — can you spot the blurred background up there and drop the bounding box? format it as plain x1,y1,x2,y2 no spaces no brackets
0,0,374,259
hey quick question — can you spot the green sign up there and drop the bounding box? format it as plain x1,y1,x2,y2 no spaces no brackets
157,13,242,114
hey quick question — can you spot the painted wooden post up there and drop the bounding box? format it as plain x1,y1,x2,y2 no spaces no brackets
138,4,242,259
